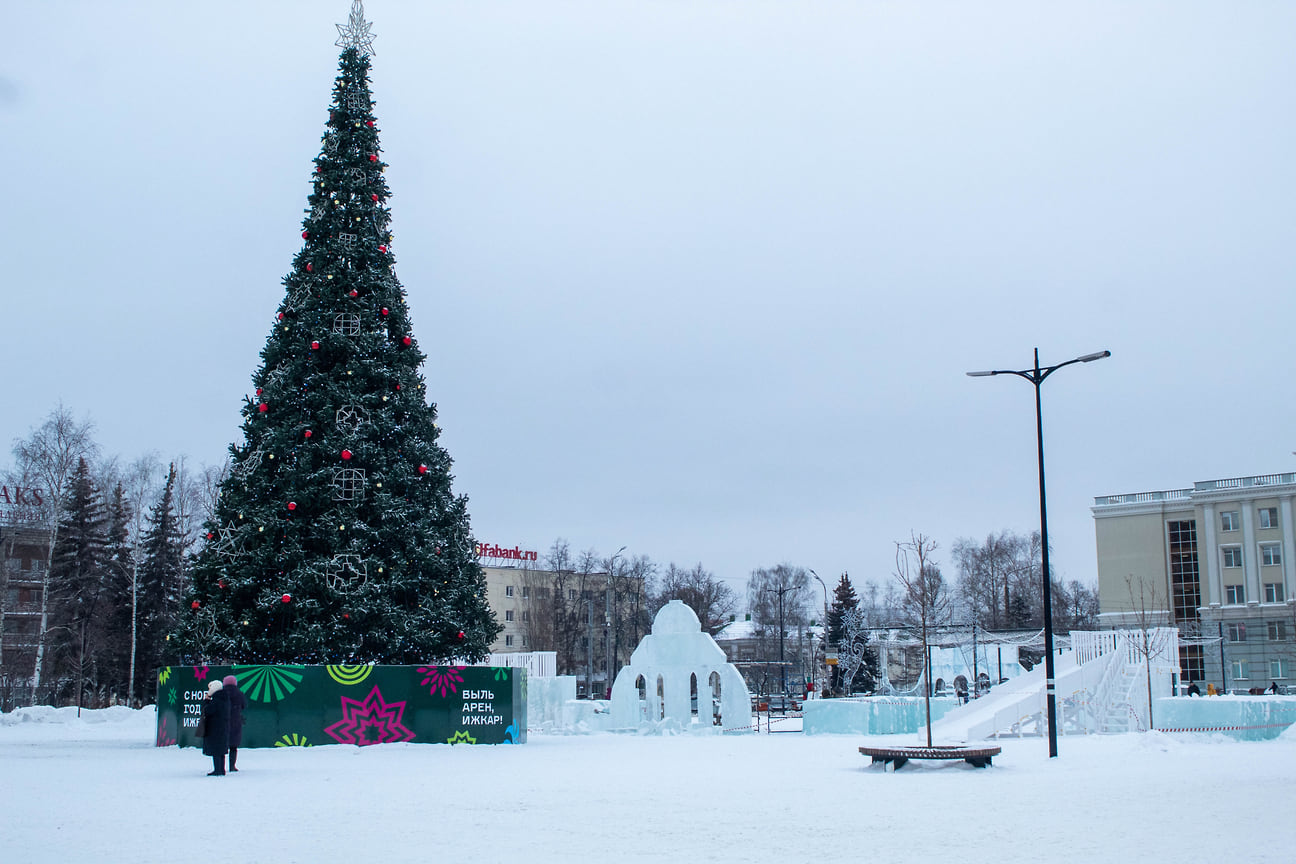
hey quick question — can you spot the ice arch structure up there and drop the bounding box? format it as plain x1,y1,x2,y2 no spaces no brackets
610,600,752,732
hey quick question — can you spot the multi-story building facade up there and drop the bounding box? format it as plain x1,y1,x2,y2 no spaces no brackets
1093,472,1296,691
1,525,51,691
477,545,647,698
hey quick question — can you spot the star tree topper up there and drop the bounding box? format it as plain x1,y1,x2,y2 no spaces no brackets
336,0,376,56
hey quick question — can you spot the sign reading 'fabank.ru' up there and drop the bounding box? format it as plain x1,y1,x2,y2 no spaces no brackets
156,665,526,749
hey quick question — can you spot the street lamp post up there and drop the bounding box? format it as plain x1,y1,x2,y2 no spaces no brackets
809,569,829,697
604,545,626,699
968,347,1110,758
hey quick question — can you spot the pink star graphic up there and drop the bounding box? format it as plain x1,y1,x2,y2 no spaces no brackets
193,665,209,682
324,686,416,746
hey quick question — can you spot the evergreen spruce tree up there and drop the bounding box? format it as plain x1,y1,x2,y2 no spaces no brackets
49,458,109,705
175,4,499,665
826,573,857,695
102,483,135,699
826,573,878,695
137,465,186,701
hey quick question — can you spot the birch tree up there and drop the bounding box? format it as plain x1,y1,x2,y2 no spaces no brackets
11,404,97,690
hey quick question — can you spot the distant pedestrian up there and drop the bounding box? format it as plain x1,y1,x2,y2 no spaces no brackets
200,679,230,776
1186,683,1200,697
1269,681,1280,695
223,675,248,772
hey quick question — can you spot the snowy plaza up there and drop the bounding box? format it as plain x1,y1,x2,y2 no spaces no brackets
3,705,1295,864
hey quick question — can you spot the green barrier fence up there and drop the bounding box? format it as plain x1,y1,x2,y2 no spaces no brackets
156,664,526,748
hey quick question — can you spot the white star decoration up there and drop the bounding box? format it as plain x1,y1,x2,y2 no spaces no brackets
336,0,376,56
211,522,242,559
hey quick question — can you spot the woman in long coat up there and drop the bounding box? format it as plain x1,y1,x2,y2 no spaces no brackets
200,679,230,776
222,674,248,771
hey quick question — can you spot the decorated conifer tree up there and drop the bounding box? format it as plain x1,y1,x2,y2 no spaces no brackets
174,2,499,665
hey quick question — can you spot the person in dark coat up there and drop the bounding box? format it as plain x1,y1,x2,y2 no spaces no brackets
223,674,248,771
200,679,230,776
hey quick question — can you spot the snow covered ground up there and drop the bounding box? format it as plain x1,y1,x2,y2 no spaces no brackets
3,706,1294,863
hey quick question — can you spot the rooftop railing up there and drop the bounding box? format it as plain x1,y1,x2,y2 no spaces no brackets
1097,472,1296,507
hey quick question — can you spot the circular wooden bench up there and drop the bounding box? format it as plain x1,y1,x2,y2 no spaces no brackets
859,745,1002,770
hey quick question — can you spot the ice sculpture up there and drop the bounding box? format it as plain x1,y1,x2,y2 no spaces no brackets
609,600,753,732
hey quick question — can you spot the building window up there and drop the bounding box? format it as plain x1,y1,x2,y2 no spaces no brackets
505,635,513,647
1271,659,1289,679
1264,582,1285,603
1225,584,1245,605
1167,520,1201,625
568,589,577,600
1220,511,1239,532
505,585,514,597
1222,546,1242,569
1231,659,1249,681
522,610,530,622
522,635,528,647
1227,623,1247,642
1261,544,1282,567
1258,507,1279,529
505,610,514,622
521,586,530,599
1269,621,1288,641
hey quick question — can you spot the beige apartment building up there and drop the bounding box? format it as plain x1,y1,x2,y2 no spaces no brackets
1093,472,1296,690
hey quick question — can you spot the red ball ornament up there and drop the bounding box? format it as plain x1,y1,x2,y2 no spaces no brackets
457,630,465,640
371,193,378,202
287,501,297,511
348,289,358,297
381,307,389,316
302,230,309,239
206,532,214,540
258,402,268,413
255,388,263,396
366,120,374,128
218,580,226,589
191,600,201,610
304,429,313,438
378,244,388,253
277,312,284,320
306,263,313,272
341,449,353,460
395,384,401,390
344,613,350,619
281,594,292,604
418,464,427,474
311,341,320,350
369,154,378,162
401,336,412,346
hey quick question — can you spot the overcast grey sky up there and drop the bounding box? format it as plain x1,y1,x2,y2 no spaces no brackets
3,1,1293,602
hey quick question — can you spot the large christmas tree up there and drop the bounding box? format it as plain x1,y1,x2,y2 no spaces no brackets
175,3,499,665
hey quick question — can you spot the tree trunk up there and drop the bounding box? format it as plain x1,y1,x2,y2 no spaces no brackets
31,526,58,690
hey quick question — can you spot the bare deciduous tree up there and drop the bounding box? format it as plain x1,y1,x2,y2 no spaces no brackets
894,532,948,747
1124,573,1174,729
656,562,736,635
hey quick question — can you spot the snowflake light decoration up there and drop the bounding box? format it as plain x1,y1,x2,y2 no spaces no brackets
333,313,361,335
326,554,368,592
336,405,370,431
333,468,366,501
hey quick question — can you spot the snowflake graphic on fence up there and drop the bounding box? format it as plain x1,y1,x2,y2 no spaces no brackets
418,665,465,698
